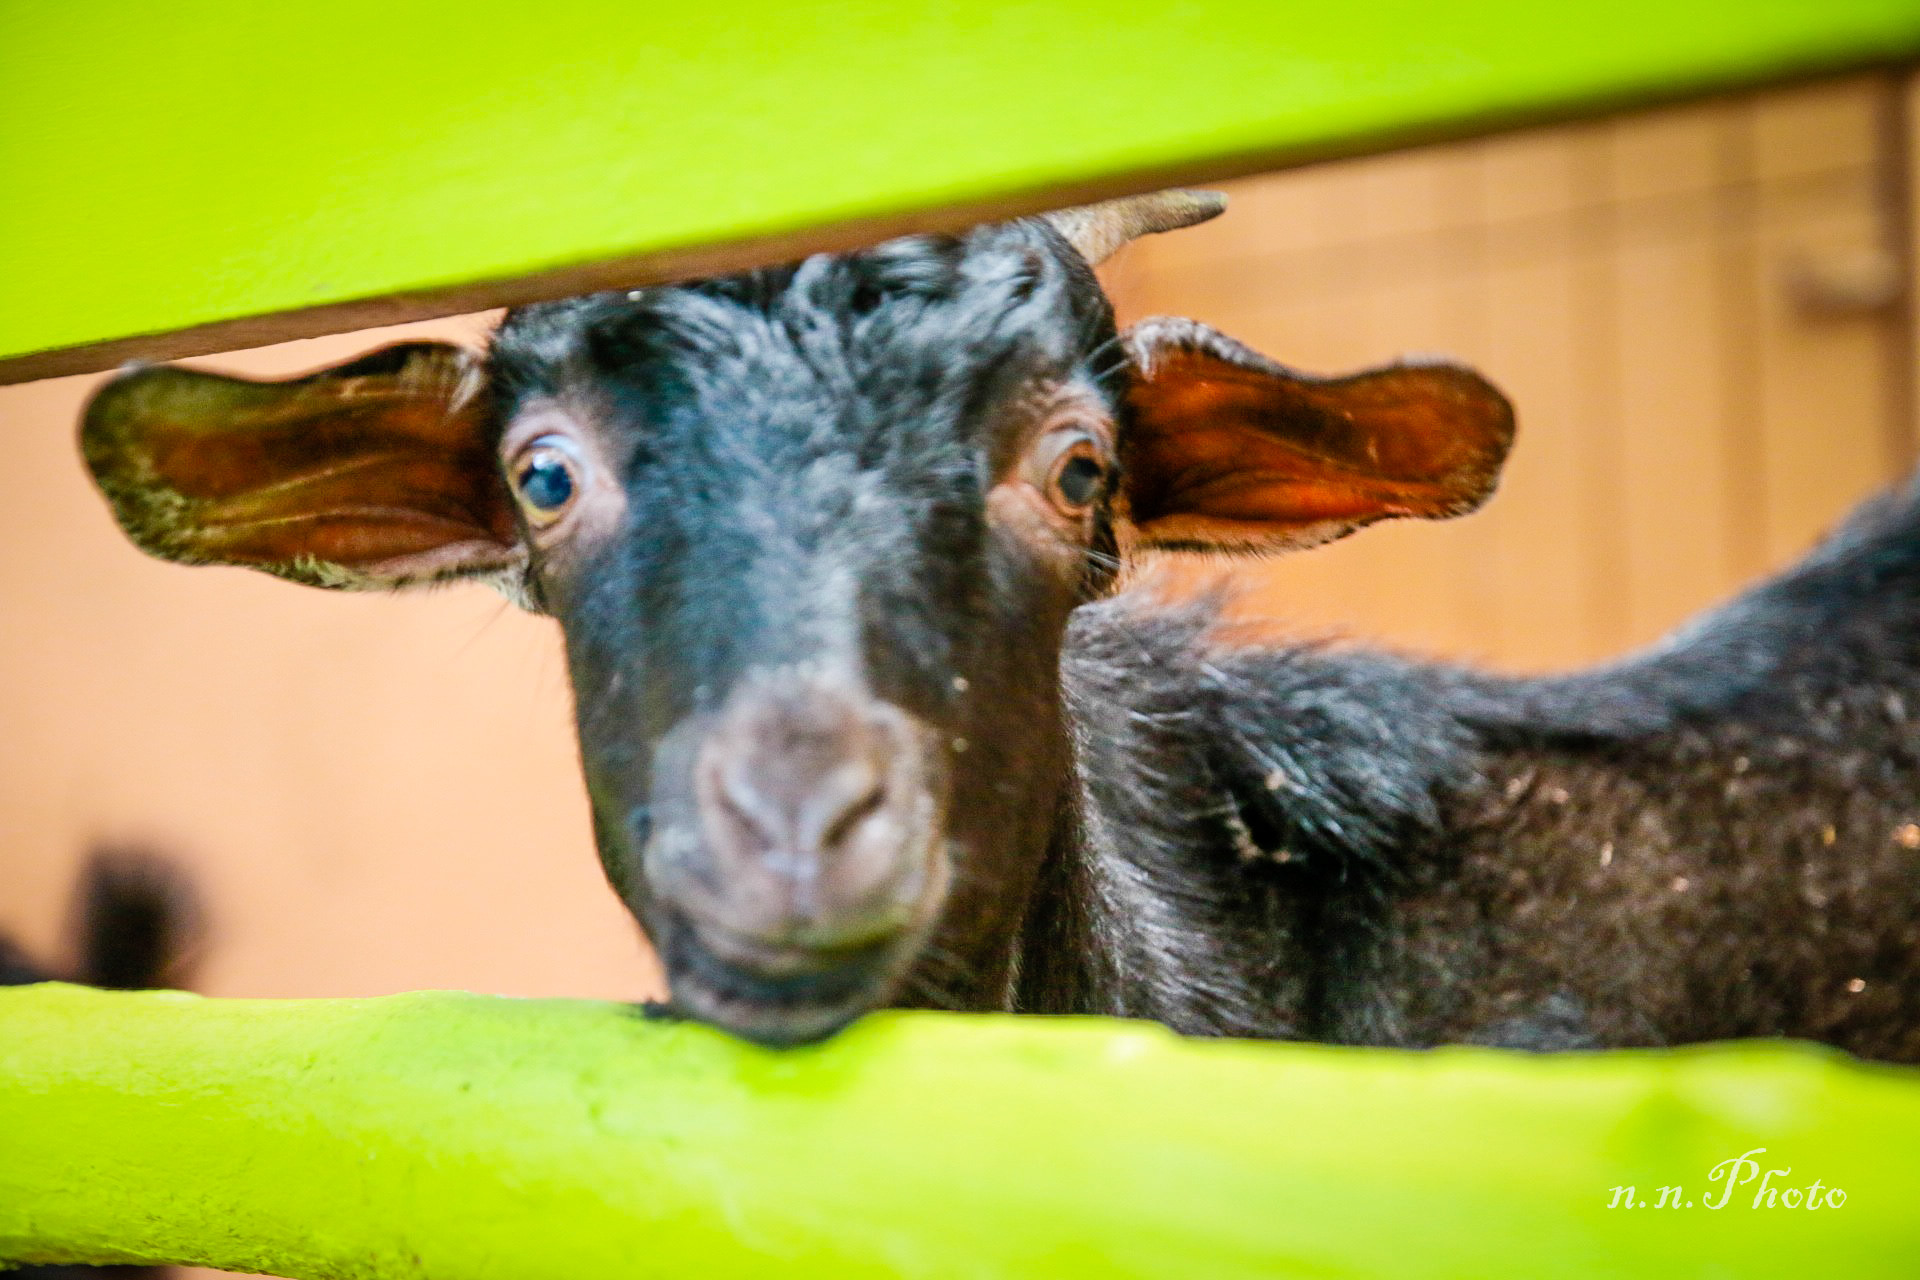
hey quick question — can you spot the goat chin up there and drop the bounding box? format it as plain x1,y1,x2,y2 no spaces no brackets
658,911,911,1047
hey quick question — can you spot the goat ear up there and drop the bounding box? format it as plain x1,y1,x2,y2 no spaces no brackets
1116,318,1515,555
81,342,522,591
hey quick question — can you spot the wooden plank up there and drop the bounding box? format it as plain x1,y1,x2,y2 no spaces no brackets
1755,192,1906,566
1909,73,1920,459
1713,99,1772,588
1564,147,1637,661
1753,74,1892,181
6,1,1920,384
1748,79,1904,567
1609,104,1748,650
1612,201,1740,649
1478,205,1608,669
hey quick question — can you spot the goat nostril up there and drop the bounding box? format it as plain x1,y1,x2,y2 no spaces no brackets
716,765,772,842
710,748,890,858
819,773,886,852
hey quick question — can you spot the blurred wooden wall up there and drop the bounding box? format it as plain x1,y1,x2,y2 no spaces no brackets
1107,73,1915,671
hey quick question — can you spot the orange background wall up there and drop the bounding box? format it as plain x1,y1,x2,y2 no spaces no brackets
1,74,1914,1014
1116,73,1915,670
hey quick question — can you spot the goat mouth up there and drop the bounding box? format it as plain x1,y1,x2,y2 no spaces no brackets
661,918,903,1047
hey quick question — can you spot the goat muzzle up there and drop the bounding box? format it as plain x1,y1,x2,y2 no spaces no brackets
642,671,948,1044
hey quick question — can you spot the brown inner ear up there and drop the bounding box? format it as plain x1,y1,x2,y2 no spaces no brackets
83,343,520,589
1121,343,1515,552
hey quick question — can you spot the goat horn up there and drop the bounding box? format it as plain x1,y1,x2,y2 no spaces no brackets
1043,189,1227,266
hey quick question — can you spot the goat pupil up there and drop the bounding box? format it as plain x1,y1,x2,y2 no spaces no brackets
518,455,574,510
1057,455,1103,506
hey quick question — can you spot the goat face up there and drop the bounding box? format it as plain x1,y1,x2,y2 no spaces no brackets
80,193,1515,1045
487,223,1124,1042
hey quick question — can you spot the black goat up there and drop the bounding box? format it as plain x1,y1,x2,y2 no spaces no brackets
3,850,199,1280
79,193,1920,1059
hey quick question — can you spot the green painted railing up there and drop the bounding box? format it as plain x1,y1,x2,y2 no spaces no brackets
2,984,1917,1278
5,1,1920,382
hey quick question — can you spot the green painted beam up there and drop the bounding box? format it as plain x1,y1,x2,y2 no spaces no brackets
3,985,1919,1278
3,2,1919,384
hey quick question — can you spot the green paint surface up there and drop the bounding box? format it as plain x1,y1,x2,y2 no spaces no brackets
4,1,1920,368
3,985,1919,1278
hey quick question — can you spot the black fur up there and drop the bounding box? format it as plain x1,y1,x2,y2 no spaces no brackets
1017,482,1920,1059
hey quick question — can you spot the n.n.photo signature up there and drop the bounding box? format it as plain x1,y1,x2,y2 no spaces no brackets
1607,1148,1847,1210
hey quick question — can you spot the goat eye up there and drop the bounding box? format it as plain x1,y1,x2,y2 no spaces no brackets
510,436,582,525
1044,437,1107,515
1056,455,1103,507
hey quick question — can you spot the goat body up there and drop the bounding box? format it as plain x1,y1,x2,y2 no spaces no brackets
1033,484,1920,1060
